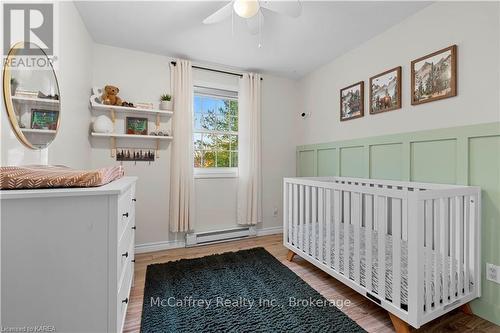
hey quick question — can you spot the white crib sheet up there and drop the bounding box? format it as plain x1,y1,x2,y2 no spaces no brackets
292,223,469,307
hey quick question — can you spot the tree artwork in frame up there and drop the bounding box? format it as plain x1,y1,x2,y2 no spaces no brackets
126,117,148,135
31,109,59,130
370,66,402,114
411,45,457,105
340,81,364,121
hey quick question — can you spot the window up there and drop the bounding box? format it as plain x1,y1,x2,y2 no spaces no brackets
193,86,238,169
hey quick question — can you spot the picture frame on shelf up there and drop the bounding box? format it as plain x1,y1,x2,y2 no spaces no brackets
369,66,402,114
411,45,457,105
340,81,364,121
126,116,148,135
30,109,59,130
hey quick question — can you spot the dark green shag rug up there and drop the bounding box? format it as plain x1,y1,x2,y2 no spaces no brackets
140,247,365,333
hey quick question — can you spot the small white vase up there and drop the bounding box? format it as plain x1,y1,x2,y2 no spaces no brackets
93,115,113,133
160,100,173,110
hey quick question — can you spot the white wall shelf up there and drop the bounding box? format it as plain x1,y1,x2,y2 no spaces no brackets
90,88,173,117
21,128,57,134
91,132,173,141
12,96,60,105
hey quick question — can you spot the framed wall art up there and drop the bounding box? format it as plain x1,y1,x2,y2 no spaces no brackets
369,66,402,114
411,45,457,105
340,81,364,121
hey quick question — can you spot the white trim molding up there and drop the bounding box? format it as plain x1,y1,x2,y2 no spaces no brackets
134,226,282,254
255,226,283,236
135,240,185,254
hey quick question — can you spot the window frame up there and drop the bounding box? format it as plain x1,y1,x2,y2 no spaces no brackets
193,84,239,177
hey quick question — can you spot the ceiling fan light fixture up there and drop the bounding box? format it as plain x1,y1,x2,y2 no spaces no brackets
233,0,260,19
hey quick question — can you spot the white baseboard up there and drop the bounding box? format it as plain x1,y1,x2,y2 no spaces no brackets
135,226,282,254
135,240,185,254
255,226,283,236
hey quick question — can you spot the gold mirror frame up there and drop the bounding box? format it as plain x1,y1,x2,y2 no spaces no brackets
2,41,61,150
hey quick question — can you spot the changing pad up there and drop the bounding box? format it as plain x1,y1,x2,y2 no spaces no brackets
0,165,124,189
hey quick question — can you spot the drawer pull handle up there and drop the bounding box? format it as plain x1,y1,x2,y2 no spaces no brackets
123,212,129,218
122,298,128,304
131,259,136,263
132,226,136,230
122,252,128,258
132,198,137,202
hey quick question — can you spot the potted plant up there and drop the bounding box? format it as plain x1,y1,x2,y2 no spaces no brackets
159,94,173,110
10,78,19,95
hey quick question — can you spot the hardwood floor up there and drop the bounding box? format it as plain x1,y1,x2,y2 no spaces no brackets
124,234,499,333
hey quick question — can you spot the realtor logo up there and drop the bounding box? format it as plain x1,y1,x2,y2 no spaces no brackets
3,3,54,56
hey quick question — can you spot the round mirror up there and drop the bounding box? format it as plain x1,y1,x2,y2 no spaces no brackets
2,42,60,149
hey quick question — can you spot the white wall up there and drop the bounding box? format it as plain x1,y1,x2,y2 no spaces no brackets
89,44,298,246
297,2,500,145
90,44,175,246
1,2,93,168
192,71,299,233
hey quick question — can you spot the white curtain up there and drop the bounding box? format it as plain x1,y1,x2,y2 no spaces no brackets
169,59,194,232
237,73,262,225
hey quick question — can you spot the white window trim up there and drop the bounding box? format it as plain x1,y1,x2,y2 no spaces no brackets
193,85,239,177
194,167,238,179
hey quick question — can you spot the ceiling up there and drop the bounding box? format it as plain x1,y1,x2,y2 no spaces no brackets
75,1,430,79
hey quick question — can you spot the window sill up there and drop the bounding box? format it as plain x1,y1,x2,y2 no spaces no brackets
193,168,238,179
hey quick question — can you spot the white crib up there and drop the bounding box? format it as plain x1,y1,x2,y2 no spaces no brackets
283,176,481,330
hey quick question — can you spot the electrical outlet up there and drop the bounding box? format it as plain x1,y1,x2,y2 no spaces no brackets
486,263,500,284
273,207,279,217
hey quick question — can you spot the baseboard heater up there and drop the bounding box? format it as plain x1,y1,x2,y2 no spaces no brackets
186,226,256,247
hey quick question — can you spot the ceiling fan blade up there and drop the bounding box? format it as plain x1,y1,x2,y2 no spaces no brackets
246,11,264,35
259,0,302,18
203,2,233,24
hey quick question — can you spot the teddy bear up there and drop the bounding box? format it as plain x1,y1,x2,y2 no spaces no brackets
101,85,123,106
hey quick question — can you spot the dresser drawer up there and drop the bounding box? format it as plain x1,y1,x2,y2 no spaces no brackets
117,185,135,242
117,222,134,284
117,259,133,333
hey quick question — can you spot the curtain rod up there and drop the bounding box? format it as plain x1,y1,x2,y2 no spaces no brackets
170,61,263,81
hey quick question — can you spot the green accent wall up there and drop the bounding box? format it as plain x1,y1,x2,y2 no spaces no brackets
296,122,500,326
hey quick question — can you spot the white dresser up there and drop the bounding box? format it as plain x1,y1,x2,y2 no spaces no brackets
1,177,137,333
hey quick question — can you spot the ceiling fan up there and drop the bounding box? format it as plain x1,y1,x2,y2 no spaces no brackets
202,0,302,35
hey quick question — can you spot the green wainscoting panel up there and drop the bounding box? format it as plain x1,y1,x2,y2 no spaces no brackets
370,143,404,180
410,139,457,184
296,122,500,325
340,146,365,177
298,150,315,177
317,148,337,176
468,136,500,323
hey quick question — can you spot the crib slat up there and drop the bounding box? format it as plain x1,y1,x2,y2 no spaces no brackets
312,187,317,259
293,184,299,246
334,190,341,271
318,188,324,263
434,199,441,308
365,194,373,292
283,182,288,244
299,185,304,250
450,197,456,302
377,195,386,299
305,186,310,256
464,195,470,294
456,196,464,297
326,189,332,267
392,197,402,308
441,198,450,303
353,192,361,284
425,200,433,312
344,191,351,277
288,183,293,244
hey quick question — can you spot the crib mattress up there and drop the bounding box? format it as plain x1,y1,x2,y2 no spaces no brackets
292,224,467,306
